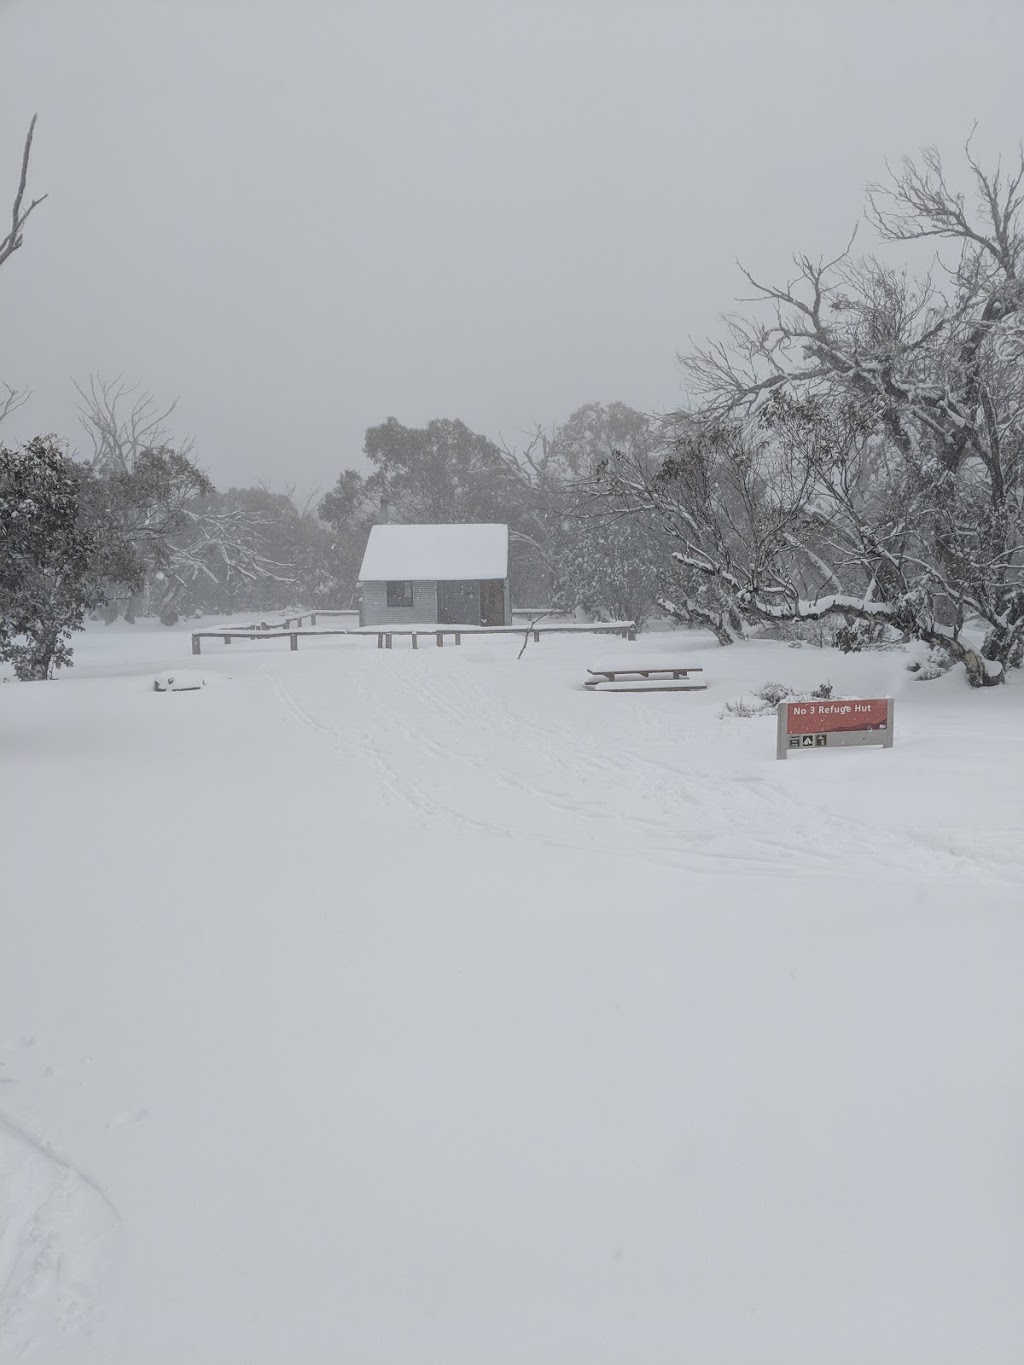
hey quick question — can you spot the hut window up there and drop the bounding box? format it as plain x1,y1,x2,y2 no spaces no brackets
386,580,414,608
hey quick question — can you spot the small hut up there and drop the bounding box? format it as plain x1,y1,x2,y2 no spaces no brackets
357,523,512,629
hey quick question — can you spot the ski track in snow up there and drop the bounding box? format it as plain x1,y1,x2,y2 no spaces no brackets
0,1109,119,1362
265,660,1018,887
5,626,1023,1362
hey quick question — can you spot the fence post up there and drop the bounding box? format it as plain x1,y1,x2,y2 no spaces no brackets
437,632,444,647
454,633,461,645
310,613,317,626
290,633,298,651
534,630,541,642
776,704,788,760
192,634,201,655
386,634,392,649
412,633,418,649
223,634,232,644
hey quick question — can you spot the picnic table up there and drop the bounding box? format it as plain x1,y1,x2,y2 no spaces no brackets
583,661,706,692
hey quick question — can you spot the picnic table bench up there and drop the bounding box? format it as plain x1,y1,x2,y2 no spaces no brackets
584,662,706,693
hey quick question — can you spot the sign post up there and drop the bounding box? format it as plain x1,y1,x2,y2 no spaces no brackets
776,697,894,760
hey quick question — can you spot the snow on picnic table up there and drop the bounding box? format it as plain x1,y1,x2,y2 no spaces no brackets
2,619,1023,1363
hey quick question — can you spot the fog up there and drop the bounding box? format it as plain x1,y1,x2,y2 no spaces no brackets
1,0,1022,494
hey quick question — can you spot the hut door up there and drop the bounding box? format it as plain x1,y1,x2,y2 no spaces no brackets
480,580,505,627
437,581,480,625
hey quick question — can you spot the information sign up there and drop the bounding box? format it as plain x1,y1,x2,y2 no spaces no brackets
776,698,894,759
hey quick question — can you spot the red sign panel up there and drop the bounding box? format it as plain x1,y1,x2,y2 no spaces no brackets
784,698,889,735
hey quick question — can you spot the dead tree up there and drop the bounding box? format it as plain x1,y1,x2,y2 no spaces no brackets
75,374,193,473
0,115,46,272
0,116,46,424
0,380,29,425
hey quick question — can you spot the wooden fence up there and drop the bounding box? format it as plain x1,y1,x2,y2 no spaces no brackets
191,621,636,654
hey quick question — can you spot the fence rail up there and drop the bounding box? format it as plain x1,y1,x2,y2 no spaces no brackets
191,621,636,654
285,610,360,628
216,610,361,631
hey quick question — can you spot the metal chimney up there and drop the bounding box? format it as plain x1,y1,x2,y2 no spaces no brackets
380,497,390,524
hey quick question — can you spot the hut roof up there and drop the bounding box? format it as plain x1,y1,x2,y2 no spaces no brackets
358,523,509,582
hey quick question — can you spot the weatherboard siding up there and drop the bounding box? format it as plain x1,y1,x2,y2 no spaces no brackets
358,578,512,628
359,580,438,628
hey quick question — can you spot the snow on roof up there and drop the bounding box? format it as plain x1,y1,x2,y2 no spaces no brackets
358,523,509,582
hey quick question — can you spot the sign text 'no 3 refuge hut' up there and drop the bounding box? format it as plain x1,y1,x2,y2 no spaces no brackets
776,698,894,760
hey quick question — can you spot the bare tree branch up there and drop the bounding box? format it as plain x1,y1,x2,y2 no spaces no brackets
0,115,47,271
75,374,193,473
0,380,29,426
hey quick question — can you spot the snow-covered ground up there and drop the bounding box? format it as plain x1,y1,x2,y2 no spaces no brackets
2,620,1023,1363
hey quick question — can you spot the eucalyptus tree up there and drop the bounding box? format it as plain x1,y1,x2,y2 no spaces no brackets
647,138,1024,684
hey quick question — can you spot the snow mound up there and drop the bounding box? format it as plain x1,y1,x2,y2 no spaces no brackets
152,670,207,692
722,679,843,718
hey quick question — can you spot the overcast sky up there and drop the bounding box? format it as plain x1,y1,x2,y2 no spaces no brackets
1,0,1023,497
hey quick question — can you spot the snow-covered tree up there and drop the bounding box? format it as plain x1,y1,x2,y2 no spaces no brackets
362,417,515,524
147,486,338,622
646,139,1024,684
550,507,667,629
603,413,815,643
547,404,672,629
74,377,214,620
0,436,138,678
318,469,378,607
323,416,565,607
74,378,342,622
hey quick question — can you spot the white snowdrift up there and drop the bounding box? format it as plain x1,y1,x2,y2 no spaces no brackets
2,620,1023,1363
